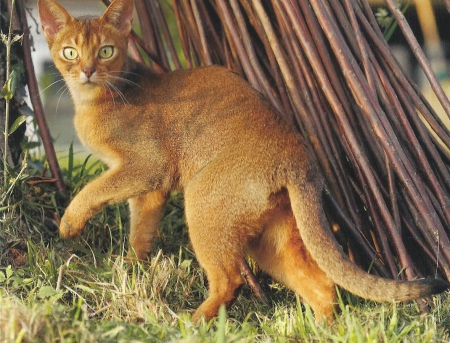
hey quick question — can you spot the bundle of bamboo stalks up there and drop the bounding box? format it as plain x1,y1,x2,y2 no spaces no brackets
104,0,450,282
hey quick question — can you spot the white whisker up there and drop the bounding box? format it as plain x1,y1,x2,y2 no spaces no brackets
102,81,116,108
109,81,128,104
104,80,128,105
55,84,70,113
107,75,143,90
109,70,141,77
38,79,66,98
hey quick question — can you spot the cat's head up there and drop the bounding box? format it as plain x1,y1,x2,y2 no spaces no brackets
38,0,134,102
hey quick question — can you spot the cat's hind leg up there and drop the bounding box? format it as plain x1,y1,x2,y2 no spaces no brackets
128,190,168,260
184,176,266,322
185,211,247,322
247,199,337,323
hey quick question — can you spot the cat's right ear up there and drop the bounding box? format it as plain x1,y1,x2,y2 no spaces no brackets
38,0,73,44
101,0,134,36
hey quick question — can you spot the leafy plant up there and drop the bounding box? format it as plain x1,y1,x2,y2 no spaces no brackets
375,0,413,41
1,0,26,195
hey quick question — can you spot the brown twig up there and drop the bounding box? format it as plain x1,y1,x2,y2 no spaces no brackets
385,0,450,119
239,259,268,303
17,0,65,194
191,0,212,65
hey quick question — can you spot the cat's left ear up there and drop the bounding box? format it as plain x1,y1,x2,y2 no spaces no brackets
101,0,134,36
38,0,74,44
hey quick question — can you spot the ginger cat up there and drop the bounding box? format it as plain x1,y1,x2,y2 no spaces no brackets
38,0,448,323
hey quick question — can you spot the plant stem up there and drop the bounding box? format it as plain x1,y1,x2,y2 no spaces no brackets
2,0,16,195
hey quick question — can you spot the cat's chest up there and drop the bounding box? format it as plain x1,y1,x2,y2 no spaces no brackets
73,107,123,167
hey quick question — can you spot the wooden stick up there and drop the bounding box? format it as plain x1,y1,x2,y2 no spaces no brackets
385,0,450,119
239,259,268,303
17,0,65,194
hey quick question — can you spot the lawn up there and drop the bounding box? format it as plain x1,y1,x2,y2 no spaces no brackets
1,156,449,342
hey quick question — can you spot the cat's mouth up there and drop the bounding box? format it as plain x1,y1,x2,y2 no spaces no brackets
80,78,98,87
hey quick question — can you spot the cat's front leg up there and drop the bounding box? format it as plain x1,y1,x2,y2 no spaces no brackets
128,190,168,260
59,167,155,239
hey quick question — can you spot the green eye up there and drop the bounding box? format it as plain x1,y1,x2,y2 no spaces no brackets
63,47,78,60
98,46,114,59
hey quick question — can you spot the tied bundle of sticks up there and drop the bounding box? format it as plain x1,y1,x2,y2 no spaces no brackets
110,0,450,284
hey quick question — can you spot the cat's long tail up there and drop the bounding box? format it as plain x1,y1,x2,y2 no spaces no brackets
286,181,449,302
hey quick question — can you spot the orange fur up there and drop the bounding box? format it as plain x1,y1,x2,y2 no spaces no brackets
38,0,448,323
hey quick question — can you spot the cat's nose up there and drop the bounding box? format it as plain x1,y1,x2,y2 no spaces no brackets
82,66,96,79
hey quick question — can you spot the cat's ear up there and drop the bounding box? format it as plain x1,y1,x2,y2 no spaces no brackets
101,0,134,36
38,0,73,44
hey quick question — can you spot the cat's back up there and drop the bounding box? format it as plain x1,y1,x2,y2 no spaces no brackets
134,65,265,107
130,64,300,146
133,64,284,132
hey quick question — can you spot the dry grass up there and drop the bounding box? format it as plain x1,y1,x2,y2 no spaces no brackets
1,208,450,342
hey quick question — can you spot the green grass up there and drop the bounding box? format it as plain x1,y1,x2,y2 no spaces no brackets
1,256,449,343
1,155,450,342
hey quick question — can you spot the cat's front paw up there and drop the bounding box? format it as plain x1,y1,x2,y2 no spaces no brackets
59,214,86,239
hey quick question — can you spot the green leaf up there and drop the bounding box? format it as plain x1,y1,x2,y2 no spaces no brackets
12,64,25,79
76,284,96,294
0,270,6,283
9,70,18,97
38,285,57,299
9,115,26,136
102,326,126,339
0,205,12,212
1,78,13,100
21,141,41,150
6,265,13,279
1,70,18,100
69,297,84,321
